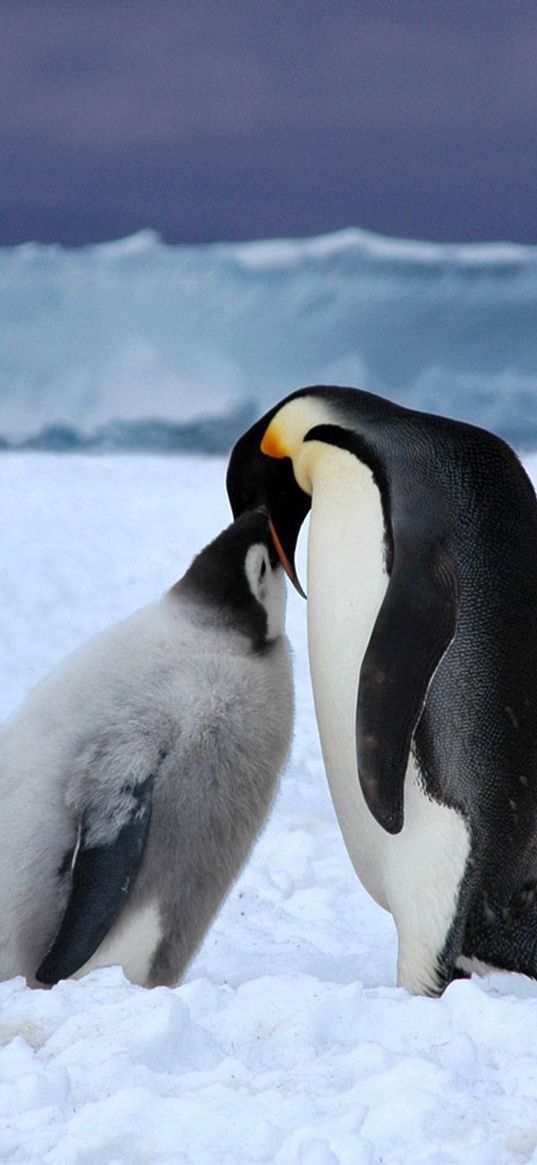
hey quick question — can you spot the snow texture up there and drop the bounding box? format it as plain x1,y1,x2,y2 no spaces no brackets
1,228,537,451
1,451,537,1164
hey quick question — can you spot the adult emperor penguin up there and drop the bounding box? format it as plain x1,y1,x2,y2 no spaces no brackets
0,510,293,988
227,385,537,995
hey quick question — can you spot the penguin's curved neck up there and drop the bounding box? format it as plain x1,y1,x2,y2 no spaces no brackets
262,396,336,494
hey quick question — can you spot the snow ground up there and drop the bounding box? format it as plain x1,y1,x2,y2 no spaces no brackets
1,452,537,1165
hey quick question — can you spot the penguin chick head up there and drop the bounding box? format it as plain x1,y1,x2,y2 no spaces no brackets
178,510,287,647
227,389,342,595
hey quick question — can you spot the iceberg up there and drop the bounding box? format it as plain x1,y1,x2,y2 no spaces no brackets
1,227,536,451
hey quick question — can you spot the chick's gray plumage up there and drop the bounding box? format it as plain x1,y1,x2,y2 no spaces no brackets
0,511,293,987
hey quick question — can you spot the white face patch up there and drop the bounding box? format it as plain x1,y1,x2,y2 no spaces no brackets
245,543,287,641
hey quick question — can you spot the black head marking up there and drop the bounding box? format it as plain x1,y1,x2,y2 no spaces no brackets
179,510,278,647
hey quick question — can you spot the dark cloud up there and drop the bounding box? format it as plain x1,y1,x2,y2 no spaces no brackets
1,0,536,244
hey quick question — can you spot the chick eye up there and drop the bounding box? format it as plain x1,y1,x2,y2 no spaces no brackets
259,558,267,580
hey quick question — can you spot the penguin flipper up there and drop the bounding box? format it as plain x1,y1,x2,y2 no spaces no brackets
357,543,458,835
36,773,154,985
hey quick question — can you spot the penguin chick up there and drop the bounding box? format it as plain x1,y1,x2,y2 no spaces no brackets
0,510,293,988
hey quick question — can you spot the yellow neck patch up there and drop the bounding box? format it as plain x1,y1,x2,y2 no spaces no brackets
259,396,337,493
260,423,287,460
260,396,332,462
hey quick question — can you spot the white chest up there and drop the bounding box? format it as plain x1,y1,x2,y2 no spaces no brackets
306,447,392,905
304,445,470,991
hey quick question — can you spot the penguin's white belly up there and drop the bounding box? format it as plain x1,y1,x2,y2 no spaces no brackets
77,900,162,986
306,448,470,992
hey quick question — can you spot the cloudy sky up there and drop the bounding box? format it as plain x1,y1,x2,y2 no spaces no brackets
1,0,536,246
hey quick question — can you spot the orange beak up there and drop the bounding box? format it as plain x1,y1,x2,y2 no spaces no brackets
269,518,306,598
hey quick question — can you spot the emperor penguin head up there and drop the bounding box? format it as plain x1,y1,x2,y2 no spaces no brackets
226,388,347,595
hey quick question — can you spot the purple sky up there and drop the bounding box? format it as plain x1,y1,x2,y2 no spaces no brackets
1,0,537,246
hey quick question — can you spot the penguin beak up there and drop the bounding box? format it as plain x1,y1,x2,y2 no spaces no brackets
227,421,310,598
268,517,307,598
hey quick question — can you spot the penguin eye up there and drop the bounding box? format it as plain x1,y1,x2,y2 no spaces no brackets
259,557,267,580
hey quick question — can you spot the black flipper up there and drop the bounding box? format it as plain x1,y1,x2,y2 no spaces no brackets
36,774,154,985
357,541,458,835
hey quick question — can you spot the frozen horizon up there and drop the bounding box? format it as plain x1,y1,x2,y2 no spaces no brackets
1,227,536,453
